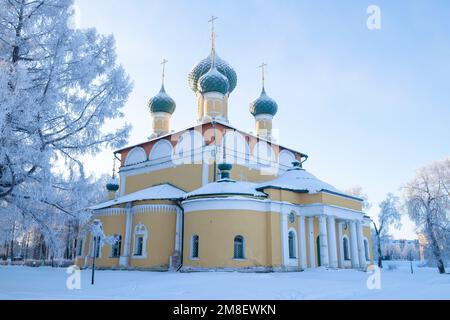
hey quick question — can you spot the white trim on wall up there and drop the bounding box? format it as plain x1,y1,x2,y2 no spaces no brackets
132,223,148,259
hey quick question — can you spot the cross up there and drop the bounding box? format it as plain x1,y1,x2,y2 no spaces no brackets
161,58,168,85
258,62,267,88
208,15,218,50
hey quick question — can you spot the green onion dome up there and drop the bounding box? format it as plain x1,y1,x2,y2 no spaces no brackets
148,85,176,114
249,87,278,116
197,65,229,95
106,177,119,192
188,51,237,94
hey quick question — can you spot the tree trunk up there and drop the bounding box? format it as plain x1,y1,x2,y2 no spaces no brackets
426,214,446,274
377,235,383,268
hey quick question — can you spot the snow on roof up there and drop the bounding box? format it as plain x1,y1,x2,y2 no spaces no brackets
89,183,186,210
257,167,362,201
185,179,267,198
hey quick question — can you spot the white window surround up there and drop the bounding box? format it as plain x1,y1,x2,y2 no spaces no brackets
288,228,298,264
132,223,148,259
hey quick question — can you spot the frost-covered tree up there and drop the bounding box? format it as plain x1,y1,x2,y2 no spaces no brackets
0,0,131,236
345,185,372,211
372,193,401,268
404,158,450,274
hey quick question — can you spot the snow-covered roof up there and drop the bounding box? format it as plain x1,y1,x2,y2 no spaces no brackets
89,183,186,210
185,179,267,199
257,167,362,201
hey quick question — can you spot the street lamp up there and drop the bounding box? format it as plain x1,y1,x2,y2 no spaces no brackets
91,219,102,285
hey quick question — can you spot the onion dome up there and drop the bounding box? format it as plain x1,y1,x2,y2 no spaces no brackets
188,51,237,94
197,65,229,95
249,87,278,116
106,177,119,192
148,85,176,114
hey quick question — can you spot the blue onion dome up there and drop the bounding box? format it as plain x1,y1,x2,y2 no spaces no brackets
148,85,176,114
249,87,278,116
106,177,119,192
197,65,229,95
188,51,237,94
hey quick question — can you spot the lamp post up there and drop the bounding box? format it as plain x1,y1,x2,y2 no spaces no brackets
91,219,102,285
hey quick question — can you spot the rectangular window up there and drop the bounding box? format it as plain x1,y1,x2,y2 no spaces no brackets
135,236,143,256
111,235,122,258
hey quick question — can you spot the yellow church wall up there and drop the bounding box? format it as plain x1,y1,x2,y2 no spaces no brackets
90,214,127,268
363,226,374,262
124,164,202,194
183,210,280,269
266,211,282,267
130,212,176,269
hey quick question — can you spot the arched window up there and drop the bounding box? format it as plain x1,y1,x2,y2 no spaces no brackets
364,238,370,261
149,139,173,165
111,234,122,258
191,235,199,259
133,223,148,258
288,230,297,259
125,147,147,166
343,236,350,261
233,235,245,259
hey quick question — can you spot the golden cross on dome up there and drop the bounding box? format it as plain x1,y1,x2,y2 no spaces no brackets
208,15,218,50
160,58,168,86
258,62,267,88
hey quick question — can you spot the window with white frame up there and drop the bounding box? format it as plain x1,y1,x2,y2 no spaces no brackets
233,235,245,259
364,238,370,261
191,235,199,259
343,236,350,261
111,234,122,258
133,223,148,258
288,230,297,259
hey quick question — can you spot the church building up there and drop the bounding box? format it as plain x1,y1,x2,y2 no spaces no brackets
75,19,373,272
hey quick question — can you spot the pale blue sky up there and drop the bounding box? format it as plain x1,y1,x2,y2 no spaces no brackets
76,0,450,239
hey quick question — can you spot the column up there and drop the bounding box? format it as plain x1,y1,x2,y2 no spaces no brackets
119,203,133,267
356,221,367,269
327,216,338,268
337,221,344,268
174,207,182,253
280,212,289,268
308,217,315,268
318,215,329,267
349,221,360,269
298,216,307,269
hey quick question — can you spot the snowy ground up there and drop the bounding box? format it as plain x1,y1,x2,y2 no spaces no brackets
0,261,449,299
